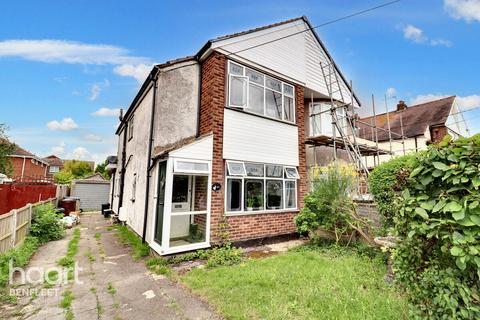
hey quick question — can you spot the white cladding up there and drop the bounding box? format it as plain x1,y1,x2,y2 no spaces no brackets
169,135,213,161
212,19,356,105
223,109,299,166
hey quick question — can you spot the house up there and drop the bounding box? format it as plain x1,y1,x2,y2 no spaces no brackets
6,143,50,181
357,96,469,167
43,155,64,179
110,16,360,255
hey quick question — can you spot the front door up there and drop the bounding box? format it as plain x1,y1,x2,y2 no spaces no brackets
154,162,167,244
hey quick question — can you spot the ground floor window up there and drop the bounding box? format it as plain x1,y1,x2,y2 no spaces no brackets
225,161,298,214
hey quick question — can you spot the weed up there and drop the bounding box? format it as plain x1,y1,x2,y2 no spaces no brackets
59,289,74,309
107,282,116,295
113,225,149,260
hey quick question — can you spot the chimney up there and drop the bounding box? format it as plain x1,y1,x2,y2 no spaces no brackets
397,100,407,111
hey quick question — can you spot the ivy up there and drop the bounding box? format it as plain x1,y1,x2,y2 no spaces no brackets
393,134,480,319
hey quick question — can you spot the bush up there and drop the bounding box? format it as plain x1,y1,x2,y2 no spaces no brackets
30,203,65,243
393,134,480,318
206,244,242,268
0,236,39,287
294,162,372,243
368,153,419,228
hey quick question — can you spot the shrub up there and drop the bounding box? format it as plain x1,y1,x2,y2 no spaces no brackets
393,134,480,319
206,244,242,268
368,153,419,228
294,162,372,243
30,203,65,243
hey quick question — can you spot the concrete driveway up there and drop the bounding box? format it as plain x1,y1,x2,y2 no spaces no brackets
3,213,220,320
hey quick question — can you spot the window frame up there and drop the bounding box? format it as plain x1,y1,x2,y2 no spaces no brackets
226,160,247,176
227,60,296,124
127,116,134,141
173,159,210,175
224,160,298,215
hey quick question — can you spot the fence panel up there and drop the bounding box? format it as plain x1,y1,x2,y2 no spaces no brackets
0,197,56,253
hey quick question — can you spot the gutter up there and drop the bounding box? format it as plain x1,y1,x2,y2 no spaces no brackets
142,67,160,243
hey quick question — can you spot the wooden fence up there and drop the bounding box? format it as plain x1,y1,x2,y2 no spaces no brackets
0,198,56,253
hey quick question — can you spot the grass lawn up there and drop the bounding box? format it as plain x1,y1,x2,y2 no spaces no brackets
182,246,407,320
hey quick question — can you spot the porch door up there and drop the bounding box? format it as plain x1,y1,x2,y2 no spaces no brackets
154,161,167,244
170,175,191,238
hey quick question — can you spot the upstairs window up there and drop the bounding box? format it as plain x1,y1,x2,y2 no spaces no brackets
227,61,295,123
49,166,60,173
128,116,134,141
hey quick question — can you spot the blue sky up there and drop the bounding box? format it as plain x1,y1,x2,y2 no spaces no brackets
1,0,479,164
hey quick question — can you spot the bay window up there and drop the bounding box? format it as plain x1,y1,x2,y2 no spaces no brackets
225,160,298,214
227,61,295,123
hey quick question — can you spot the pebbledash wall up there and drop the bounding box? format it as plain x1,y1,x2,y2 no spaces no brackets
199,52,307,242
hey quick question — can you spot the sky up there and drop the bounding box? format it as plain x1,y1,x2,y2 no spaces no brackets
1,0,479,164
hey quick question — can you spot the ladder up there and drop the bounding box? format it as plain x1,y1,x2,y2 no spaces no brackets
320,61,370,176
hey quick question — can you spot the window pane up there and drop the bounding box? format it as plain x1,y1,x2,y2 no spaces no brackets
283,96,294,122
245,163,264,177
248,84,264,115
284,167,300,179
266,165,282,178
265,89,282,119
175,161,208,173
265,76,282,92
244,180,264,211
229,62,243,75
246,68,264,85
169,213,206,247
172,175,189,204
285,181,296,208
227,161,246,176
193,176,208,211
283,83,294,96
227,179,242,212
267,180,283,210
229,76,247,107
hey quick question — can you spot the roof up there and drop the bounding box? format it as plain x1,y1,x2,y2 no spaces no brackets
43,155,64,167
1,139,49,165
357,96,456,142
117,16,360,134
74,173,109,184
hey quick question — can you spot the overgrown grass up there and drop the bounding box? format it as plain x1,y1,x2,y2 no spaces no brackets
0,236,39,288
113,225,149,260
60,289,75,320
57,228,81,268
182,243,407,320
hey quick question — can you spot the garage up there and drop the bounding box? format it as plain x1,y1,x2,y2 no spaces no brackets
71,173,110,211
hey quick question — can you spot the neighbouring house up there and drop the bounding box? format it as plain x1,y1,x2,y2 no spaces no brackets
6,143,50,182
43,154,64,179
357,96,469,167
110,16,361,255
71,173,110,211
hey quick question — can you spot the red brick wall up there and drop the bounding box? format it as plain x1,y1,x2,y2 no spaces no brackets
11,157,48,180
199,52,307,243
431,126,449,143
0,183,56,215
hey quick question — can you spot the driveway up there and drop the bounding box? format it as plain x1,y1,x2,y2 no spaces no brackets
4,213,219,320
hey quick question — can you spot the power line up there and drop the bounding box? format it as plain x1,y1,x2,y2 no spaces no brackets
225,0,402,57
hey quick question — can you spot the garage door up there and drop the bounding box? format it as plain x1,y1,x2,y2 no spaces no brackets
73,182,110,211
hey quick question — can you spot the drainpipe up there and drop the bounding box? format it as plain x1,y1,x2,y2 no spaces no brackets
21,156,26,182
118,120,128,211
142,68,159,243
195,58,202,138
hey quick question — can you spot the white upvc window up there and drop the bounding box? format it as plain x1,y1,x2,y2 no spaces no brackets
227,61,295,123
309,102,346,137
225,161,298,214
49,166,60,173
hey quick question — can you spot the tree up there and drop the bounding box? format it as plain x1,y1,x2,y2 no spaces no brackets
54,160,94,184
95,160,111,180
0,124,15,176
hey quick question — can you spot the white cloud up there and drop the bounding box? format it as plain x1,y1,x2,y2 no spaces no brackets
411,94,480,111
68,147,91,160
0,39,149,65
50,141,66,155
89,84,101,101
84,133,102,142
386,87,397,98
445,0,480,23
91,107,121,117
46,118,79,131
113,64,152,83
402,24,452,47
403,25,427,43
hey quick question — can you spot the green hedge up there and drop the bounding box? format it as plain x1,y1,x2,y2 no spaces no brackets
393,135,480,318
368,153,419,228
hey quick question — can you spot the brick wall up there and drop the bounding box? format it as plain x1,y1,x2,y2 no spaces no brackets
199,52,306,242
431,126,448,143
11,157,48,180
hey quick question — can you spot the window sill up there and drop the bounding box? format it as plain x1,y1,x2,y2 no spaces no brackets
225,208,299,217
